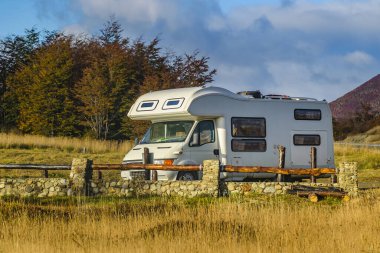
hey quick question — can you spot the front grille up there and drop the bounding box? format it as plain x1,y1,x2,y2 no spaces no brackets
130,171,146,180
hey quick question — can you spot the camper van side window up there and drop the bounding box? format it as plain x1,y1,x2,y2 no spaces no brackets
231,117,266,137
189,120,215,146
231,139,266,152
294,109,321,120
293,135,321,146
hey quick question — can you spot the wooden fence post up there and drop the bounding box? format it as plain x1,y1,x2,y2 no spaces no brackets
152,170,158,181
277,145,286,182
143,148,151,180
310,147,317,183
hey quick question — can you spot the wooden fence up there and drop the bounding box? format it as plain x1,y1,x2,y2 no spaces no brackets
0,146,336,183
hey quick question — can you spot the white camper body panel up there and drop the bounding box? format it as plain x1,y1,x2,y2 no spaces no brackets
123,86,334,181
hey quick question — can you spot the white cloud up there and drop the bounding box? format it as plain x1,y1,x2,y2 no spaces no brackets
207,14,227,31
344,51,374,65
78,0,178,24
62,24,90,36
35,0,380,101
265,60,321,97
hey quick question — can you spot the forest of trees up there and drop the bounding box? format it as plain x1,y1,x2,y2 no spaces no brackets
0,19,216,140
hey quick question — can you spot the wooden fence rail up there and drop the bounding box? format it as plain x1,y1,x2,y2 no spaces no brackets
223,165,336,176
0,163,336,177
0,164,71,170
0,164,71,178
0,146,336,180
92,164,202,171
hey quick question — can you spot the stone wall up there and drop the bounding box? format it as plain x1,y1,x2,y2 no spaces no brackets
0,178,69,197
223,182,340,196
89,160,220,197
0,159,358,198
223,163,359,197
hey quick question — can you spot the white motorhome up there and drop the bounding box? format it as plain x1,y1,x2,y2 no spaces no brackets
121,86,334,181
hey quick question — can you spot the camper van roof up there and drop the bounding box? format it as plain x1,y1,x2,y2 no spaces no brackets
127,86,324,120
135,86,241,101
128,86,245,120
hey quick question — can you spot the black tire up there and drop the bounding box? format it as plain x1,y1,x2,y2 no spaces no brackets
177,171,198,181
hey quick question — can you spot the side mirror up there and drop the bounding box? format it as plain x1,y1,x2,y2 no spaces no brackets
134,137,139,146
190,132,199,146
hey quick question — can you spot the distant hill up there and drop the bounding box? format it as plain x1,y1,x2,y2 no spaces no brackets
329,74,380,119
343,125,380,144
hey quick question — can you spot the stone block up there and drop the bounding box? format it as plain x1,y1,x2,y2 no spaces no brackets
25,185,34,193
263,186,276,194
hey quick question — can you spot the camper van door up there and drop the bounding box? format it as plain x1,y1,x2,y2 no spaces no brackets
290,130,328,167
185,120,219,163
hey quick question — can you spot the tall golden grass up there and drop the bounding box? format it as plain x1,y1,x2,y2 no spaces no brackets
334,144,380,170
0,192,379,253
344,125,380,143
0,133,133,153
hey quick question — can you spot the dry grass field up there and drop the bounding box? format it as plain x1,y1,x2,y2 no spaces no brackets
0,133,132,178
0,133,133,154
0,134,379,252
335,144,380,182
344,125,380,144
0,192,379,253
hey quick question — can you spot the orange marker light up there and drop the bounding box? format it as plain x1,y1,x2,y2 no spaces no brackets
164,159,174,165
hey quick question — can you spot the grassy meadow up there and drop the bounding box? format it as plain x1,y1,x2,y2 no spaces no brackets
334,144,380,182
0,133,379,181
0,192,380,253
0,133,133,178
343,125,380,144
0,133,133,164
0,133,379,252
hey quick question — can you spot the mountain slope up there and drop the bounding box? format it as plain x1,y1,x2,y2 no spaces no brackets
330,74,380,119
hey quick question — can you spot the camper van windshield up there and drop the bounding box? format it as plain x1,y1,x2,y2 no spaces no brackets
140,121,194,144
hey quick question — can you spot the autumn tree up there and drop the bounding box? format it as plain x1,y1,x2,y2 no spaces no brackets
1,19,217,139
0,28,40,130
8,34,80,136
75,19,130,139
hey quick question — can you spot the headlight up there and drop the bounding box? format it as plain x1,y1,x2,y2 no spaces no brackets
154,159,174,165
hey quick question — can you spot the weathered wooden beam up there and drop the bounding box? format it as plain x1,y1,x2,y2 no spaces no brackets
290,185,344,192
277,145,286,182
0,164,71,170
310,147,317,183
288,190,347,198
152,170,158,181
0,162,335,177
223,165,335,176
308,193,319,202
92,163,202,171
143,147,151,180
43,169,48,178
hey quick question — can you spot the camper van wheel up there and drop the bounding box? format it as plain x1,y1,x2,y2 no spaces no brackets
177,172,197,181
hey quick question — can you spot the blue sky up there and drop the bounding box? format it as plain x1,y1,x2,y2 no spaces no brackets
1,0,379,101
